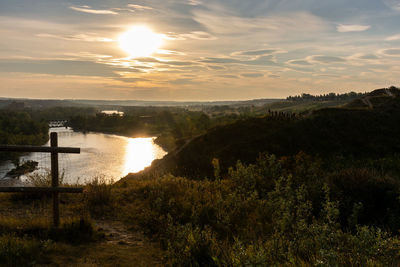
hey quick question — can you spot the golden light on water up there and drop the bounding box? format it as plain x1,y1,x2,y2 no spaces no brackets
123,137,165,175
118,25,164,58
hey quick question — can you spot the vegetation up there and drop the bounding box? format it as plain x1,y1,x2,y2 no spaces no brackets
286,91,367,101
0,110,48,162
114,153,400,266
1,87,400,265
0,176,161,266
138,87,400,179
0,111,48,147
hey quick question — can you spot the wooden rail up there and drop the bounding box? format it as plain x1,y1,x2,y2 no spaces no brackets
0,187,83,193
0,132,82,227
0,145,80,154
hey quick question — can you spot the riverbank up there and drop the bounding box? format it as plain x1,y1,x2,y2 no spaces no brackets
0,128,167,184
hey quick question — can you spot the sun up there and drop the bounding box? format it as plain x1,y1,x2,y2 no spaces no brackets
118,25,164,58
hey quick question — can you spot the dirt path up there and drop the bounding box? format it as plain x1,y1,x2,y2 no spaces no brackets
48,219,164,267
361,97,373,109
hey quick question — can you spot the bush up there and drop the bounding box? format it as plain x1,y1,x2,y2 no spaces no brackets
116,153,400,266
328,168,400,231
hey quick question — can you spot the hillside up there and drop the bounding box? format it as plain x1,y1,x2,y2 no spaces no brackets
345,86,400,109
127,87,400,179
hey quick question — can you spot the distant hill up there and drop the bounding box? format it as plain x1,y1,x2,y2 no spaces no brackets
0,97,281,109
127,87,400,179
67,98,281,107
0,98,84,109
344,86,400,109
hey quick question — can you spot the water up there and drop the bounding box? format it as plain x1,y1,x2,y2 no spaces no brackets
0,128,167,185
101,110,124,116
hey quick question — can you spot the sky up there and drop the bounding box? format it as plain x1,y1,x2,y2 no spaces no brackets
0,0,399,100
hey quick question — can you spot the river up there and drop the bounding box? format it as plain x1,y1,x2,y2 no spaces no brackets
0,127,167,185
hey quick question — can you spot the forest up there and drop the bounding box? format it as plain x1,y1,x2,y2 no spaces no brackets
0,111,48,162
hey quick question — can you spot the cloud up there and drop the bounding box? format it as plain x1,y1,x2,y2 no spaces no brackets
183,31,217,40
208,65,225,70
382,48,400,56
200,55,278,66
126,4,153,10
36,33,113,42
308,55,346,64
358,54,379,60
336,24,371,33
135,57,194,66
233,49,278,56
114,77,149,83
268,74,280,78
240,73,264,78
169,78,196,85
386,34,400,41
218,74,237,78
193,10,327,36
348,53,379,60
0,59,130,77
188,0,202,6
287,59,312,66
167,31,216,40
69,6,118,15
383,0,400,11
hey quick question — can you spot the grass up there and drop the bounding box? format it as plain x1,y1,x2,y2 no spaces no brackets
0,175,163,266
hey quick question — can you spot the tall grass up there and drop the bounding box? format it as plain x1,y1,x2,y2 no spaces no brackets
83,176,115,216
0,234,52,266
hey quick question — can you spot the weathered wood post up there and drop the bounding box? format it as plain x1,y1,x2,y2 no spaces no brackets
50,132,59,227
0,139,82,228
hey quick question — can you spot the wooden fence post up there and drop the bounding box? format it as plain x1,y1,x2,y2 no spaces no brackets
50,132,59,227
0,139,81,228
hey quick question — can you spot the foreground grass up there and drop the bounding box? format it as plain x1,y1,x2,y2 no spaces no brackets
0,178,163,267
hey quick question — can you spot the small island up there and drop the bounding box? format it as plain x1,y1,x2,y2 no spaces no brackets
6,160,38,178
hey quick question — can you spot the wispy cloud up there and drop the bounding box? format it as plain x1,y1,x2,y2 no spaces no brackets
188,0,202,6
348,53,379,60
308,55,346,64
383,0,400,11
166,31,216,40
386,34,400,41
336,24,370,33
232,49,278,56
127,4,153,10
240,73,264,78
200,55,278,66
381,48,400,56
69,6,118,15
287,59,312,66
0,59,128,77
193,10,327,35
37,33,113,42
218,74,237,78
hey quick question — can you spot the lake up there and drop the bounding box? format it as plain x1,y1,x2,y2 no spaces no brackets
0,128,167,185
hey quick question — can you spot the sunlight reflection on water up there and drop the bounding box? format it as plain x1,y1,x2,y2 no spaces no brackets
0,128,167,185
123,137,167,174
